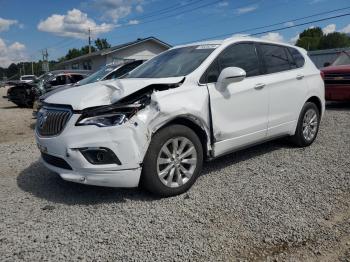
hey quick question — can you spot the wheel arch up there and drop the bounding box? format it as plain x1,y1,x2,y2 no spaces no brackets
305,96,323,117
152,115,212,159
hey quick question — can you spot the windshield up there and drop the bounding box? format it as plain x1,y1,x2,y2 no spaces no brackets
332,52,350,66
78,65,116,85
21,76,35,80
127,45,217,78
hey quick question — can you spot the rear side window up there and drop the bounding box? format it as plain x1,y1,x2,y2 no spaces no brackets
69,74,84,83
201,43,261,83
260,44,291,74
288,47,305,68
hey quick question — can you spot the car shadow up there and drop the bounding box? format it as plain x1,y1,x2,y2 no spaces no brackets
0,105,18,109
17,161,159,205
17,139,291,205
326,101,350,111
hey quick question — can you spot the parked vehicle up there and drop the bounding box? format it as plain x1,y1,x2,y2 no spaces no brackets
20,75,37,83
4,70,90,107
32,60,144,117
321,51,350,101
35,37,325,197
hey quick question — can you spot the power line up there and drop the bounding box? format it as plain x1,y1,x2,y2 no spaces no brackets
178,9,350,44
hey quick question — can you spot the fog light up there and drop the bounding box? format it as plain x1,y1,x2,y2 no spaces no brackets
79,147,121,165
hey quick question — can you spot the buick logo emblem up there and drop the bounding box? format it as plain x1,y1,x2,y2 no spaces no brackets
37,110,48,128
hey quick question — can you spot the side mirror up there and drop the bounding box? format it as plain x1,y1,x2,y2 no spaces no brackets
323,62,331,67
216,67,246,90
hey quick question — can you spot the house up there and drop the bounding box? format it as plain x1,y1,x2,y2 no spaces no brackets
57,37,171,71
308,47,350,68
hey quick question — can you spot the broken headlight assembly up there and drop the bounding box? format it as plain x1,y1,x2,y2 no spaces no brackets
76,103,144,127
77,113,127,127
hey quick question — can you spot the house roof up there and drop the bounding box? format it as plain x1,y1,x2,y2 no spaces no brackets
58,36,171,65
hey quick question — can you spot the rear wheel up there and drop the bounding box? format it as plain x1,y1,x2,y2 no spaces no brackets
142,125,203,197
291,102,320,147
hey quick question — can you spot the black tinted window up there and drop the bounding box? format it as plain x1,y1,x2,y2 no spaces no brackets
260,44,291,74
107,61,143,80
288,47,305,68
201,43,260,83
70,74,84,83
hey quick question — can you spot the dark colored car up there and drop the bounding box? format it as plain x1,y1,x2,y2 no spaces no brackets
4,70,90,107
32,60,144,117
321,51,350,101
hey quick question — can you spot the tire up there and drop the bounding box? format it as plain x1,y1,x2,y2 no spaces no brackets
290,102,320,147
141,124,203,197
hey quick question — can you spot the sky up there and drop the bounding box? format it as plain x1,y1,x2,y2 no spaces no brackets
0,0,349,67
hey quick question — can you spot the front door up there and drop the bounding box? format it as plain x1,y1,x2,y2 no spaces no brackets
202,43,269,157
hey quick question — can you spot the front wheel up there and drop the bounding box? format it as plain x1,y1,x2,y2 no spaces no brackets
141,125,203,197
291,102,320,147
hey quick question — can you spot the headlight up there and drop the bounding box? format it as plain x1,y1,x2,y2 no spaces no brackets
77,113,126,127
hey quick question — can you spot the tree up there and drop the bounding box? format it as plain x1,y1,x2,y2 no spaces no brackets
80,45,96,55
95,38,111,50
319,32,350,49
65,48,82,60
296,27,323,51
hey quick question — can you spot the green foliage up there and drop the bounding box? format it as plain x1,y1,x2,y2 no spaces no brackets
296,27,350,50
59,38,110,62
319,32,350,49
95,38,111,50
299,27,323,38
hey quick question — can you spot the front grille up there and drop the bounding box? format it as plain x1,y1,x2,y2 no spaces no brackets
37,107,72,136
41,152,72,170
324,73,350,85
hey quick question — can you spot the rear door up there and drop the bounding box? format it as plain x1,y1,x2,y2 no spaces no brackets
204,42,269,157
257,44,308,137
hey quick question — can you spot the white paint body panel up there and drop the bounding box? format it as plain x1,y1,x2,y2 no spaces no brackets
36,36,325,188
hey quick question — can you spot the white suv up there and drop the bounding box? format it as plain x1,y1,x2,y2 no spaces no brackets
35,37,325,197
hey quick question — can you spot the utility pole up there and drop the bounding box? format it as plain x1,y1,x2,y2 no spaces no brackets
22,62,25,75
88,28,92,54
42,49,49,72
31,61,34,75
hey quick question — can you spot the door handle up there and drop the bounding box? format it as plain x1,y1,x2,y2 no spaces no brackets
254,83,265,90
296,75,304,80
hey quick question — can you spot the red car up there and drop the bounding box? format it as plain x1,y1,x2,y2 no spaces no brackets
321,51,350,101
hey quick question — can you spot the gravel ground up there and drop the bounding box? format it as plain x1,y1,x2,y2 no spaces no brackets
0,87,349,261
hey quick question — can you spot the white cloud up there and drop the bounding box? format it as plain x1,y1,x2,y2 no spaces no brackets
340,24,350,34
91,0,145,23
232,33,249,38
135,4,143,13
128,19,139,25
260,32,285,42
0,38,27,67
37,9,114,39
289,34,300,44
322,24,336,35
218,1,229,7
0,17,18,32
236,5,258,15
284,21,294,27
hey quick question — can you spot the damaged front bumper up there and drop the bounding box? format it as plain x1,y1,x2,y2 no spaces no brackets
35,114,150,187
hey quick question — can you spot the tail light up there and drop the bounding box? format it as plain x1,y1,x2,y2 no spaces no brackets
320,71,325,80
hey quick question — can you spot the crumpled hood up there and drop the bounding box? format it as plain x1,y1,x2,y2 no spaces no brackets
44,77,184,110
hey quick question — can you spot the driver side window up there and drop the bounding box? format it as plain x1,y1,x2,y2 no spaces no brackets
201,43,261,83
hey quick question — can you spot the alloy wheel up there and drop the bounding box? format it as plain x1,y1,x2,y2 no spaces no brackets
156,137,197,188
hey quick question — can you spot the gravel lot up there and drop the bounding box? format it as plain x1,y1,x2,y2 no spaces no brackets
0,86,349,261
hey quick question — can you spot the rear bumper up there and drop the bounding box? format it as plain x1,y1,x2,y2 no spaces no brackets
325,85,350,101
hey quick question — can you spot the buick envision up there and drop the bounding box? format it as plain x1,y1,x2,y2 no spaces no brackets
35,37,325,196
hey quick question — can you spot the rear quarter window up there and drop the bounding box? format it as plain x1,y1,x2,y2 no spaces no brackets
288,47,305,68
259,44,291,74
